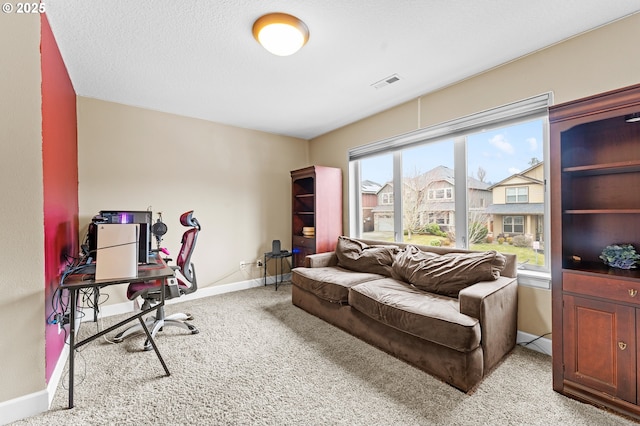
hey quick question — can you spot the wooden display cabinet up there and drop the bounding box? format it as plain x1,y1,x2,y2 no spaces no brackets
291,165,342,268
550,83,640,420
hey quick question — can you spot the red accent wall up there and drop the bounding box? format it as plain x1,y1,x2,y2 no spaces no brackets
41,13,78,382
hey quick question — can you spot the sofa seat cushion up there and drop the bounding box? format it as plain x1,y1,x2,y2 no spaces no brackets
349,278,481,352
292,266,385,304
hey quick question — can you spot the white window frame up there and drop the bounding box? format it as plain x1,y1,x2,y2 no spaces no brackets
506,187,529,203
381,192,393,205
429,188,453,200
503,215,525,234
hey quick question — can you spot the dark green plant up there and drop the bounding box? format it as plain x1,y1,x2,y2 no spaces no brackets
423,224,446,237
600,244,640,269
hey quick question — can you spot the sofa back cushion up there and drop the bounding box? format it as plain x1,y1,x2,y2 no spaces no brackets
357,238,518,278
392,245,506,297
335,236,398,277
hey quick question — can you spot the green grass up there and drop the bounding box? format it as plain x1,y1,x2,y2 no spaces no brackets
363,232,545,266
471,242,545,267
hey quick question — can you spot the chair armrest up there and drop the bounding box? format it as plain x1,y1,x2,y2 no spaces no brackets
304,252,338,268
459,277,518,372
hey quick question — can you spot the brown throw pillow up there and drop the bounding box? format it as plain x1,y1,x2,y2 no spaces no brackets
335,236,397,277
392,245,506,297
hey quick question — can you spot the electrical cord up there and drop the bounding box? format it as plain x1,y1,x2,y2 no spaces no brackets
59,349,86,390
518,332,551,355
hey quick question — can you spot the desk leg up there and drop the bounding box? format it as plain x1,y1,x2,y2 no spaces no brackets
68,288,77,409
140,278,170,376
139,317,170,376
93,288,99,322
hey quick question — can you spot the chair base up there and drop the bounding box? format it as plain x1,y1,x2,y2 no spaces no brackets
114,307,199,351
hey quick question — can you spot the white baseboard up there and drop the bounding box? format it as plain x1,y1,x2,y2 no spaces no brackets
0,388,49,426
96,276,274,317
0,330,72,425
516,330,552,356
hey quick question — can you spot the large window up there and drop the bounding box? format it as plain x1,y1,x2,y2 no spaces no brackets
349,94,551,275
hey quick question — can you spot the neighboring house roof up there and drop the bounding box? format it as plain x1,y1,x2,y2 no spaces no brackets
407,165,491,191
377,182,393,194
371,205,394,213
485,203,544,215
361,179,382,194
372,202,455,213
488,162,544,189
431,201,455,212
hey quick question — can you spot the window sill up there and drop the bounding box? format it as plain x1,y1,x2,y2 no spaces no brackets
517,269,550,289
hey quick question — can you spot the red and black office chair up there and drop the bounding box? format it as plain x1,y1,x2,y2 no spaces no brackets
114,210,201,350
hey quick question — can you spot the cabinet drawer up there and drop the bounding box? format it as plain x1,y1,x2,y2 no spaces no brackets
293,236,315,249
563,271,640,306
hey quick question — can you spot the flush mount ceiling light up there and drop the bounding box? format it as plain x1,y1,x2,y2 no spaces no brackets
252,13,309,56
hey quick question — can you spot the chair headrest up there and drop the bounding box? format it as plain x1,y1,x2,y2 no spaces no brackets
180,210,200,230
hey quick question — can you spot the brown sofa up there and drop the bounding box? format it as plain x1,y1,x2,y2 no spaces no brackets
291,237,518,392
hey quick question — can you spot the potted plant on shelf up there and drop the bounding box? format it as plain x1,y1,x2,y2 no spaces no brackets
600,243,640,269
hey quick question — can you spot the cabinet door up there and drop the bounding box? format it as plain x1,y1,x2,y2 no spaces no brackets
563,294,636,403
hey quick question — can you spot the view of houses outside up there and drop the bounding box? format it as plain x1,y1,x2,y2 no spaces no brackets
358,119,545,268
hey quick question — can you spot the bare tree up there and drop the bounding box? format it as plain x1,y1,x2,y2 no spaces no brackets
477,166,487,183
468,188,491,245
402,167,426,240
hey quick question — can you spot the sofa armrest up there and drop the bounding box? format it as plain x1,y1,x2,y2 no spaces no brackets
459,277,518,372
304,252,338,268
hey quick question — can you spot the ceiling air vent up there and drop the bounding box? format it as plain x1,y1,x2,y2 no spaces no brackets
371,74,401,89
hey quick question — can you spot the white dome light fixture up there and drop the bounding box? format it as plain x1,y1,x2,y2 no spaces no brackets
252,13,309,56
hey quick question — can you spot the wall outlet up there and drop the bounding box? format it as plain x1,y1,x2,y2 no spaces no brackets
256,259,263,267
55,312,70,334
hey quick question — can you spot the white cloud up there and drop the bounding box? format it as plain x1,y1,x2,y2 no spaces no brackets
489,134,514,154
527,137,538,151
508,167,521,175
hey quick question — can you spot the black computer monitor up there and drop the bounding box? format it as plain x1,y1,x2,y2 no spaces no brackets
97,210,153,263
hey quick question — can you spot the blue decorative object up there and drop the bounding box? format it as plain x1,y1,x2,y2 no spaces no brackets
599,244,640,269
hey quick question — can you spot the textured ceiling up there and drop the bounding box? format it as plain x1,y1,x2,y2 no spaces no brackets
45,1,640,140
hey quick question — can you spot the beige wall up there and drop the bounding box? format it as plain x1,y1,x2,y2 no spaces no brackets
0,14,45,401
77,98,309,304
309,13,640,337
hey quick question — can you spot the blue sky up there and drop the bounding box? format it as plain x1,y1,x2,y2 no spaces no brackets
360,118,544,186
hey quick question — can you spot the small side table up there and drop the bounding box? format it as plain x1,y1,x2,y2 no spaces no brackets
264,250,292,290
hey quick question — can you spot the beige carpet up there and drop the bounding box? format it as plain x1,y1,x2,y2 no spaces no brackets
13,284,636,425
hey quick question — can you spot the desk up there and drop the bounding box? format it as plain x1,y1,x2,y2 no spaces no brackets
59,255,175,408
